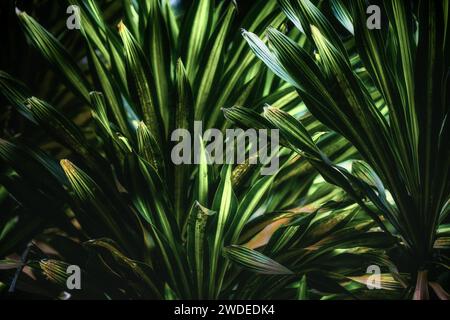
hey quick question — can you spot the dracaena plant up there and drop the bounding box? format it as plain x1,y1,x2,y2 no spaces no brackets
227,0,450,299
1,0,404,300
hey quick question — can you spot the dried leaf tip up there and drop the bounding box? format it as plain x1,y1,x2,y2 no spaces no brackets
176,57,185,70
263,104,274,114
117,20,126,33
24,96,38,110
60,159,76,174
231,0,238,11
137,121,146,129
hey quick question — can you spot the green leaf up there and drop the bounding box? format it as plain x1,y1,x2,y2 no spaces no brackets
330,0,354,34
278,0,347,55
242,30,295,85
224,245,294,275
118,21,162,142
263,105,322,158
228,174,275,244
0,71,35,123
180,0,213,76
144,0,172,130
297,275,309,300
194,4,236,118
136,121,165,177
186,201,215,299
173,59,194,222
194,135,211,207
60,159,136,253
25,97,90,161
17,11,90,101
209,165,237,298
85,40,130,137
223,106,274,131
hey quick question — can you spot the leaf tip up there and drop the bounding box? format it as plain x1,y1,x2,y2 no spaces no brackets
117,20,126,33
263,104,274,115
310,25,322,39
15,7,23,16
137,120,147,130
60,159,75,174
89,91,102,97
